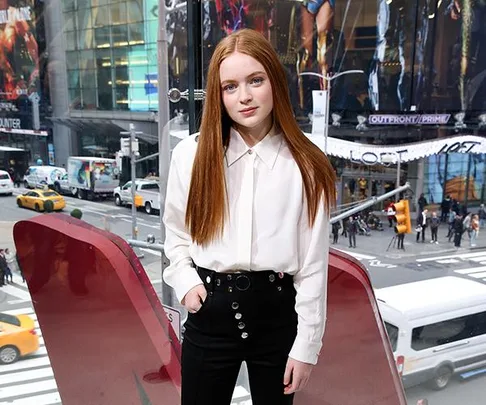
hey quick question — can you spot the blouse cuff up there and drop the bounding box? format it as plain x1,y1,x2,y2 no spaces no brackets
288,336,322,365
170,266,204,303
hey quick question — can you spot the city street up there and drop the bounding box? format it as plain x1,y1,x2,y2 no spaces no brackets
1,194,485,405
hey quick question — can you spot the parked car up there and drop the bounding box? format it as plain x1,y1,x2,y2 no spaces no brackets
17,189,66,212
114,179,160,215
0,312,39,364
0,170,13,196
23,166,66,189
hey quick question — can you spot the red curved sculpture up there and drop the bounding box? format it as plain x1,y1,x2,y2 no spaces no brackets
13,214,406,405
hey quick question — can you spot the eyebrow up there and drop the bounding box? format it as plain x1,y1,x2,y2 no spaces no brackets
220,71,267,85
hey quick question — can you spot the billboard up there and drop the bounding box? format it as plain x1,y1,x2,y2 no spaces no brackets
0,0,39,131
200,0,486,120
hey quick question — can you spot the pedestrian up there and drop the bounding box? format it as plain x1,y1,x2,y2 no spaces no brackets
331,221,340,244
462,213,472,240
162,29,336,405
470,214,479,248
447,210,456,242
0,250,10,284
347,216,357,248
341,218,348,237
416,209,428,243
453,214,464,248
440,195,451,222
429,212,440,244
417,193,427,212
478,204,486,228
385,200,395,228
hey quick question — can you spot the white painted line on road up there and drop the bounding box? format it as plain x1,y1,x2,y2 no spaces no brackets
454,267,486,274
3,307,35,316
0,367,54,385
0,392,62,405
0,379,58,399
0,284,31,301
334,249,376,260
467,256,486,262
417,251,486,262
0,356,51,373
436,259,460,264
140,248,161,257
470,272,486,278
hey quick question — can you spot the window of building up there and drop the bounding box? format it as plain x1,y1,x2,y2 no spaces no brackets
110,2,128,25
127,0,143,23
95,27,111,48
64,11,77,32
63,0,76,11
82,88,98,110
93,7,110,28
65,31,77,51
78,7,93,29
78,29,94,50
412,311,486,351
67,70,81,89
129,23,144,45
79,50,96,70
112,24,129,47
66,51,79,71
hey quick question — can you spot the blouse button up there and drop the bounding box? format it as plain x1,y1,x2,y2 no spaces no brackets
235,313,242,320
206,276,211,284
238,322,246,330
248,149,253,155
269,274,275,282
241,332,249,339
231,302,239,310
277,286,282,292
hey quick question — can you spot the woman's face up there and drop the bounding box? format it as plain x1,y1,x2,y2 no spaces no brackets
219,52,273,135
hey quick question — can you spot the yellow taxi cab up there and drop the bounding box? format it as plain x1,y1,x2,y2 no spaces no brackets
16,188,66,212
0,313,39,364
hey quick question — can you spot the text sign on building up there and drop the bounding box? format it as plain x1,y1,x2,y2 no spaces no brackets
163,304,181,341
368,114,451,125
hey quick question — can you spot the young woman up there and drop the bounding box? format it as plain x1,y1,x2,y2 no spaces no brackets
163,28,336,405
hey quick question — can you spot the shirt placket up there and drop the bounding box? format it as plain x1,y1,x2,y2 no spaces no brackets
237,150,256,268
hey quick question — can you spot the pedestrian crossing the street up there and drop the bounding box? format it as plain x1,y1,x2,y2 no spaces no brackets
416,250,486,284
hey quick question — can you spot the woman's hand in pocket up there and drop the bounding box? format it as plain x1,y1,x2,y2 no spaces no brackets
182,284,207,313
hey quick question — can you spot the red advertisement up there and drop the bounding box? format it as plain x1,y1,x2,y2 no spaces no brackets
0,0,39,101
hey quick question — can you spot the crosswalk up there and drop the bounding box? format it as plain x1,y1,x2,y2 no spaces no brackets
416,250,486,284
0,306,61,405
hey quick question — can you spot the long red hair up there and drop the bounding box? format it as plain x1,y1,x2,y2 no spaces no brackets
186,29,336,245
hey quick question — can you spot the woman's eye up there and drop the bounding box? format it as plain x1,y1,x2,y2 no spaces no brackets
251,77,264,85
223,84,236,92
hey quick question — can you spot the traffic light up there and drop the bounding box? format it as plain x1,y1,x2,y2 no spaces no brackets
394,199,412,234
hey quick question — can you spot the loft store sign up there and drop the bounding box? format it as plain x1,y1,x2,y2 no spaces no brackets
349,139,482,166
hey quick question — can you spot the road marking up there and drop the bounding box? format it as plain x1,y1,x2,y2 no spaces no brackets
334,249,376,260
120,218,160,229
470,272,486,278
1,367,54,385
0,392,61,405
0,356,51,372
140,248,162,257
0,283,31,301
455,267,486,275
436,259,461,264
0,379,58,399
368,259,397,269
417,251,486,262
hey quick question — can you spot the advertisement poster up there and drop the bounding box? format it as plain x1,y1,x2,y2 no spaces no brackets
425,153,486,204
199,0,486,120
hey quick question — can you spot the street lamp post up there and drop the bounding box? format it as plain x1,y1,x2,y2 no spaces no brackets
299,70,365,154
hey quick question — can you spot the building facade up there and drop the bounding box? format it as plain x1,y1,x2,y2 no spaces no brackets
40,0,486,209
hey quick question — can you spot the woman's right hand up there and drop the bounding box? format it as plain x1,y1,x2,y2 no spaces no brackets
181,284,208,313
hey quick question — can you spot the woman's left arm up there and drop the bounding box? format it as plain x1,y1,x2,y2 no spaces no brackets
289,202,330,365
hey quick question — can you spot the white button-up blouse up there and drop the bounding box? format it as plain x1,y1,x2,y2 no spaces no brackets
163,127,330,365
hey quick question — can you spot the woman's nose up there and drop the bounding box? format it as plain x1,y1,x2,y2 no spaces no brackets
239,87,253,103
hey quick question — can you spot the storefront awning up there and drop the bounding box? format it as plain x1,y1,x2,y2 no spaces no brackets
306,134,486,165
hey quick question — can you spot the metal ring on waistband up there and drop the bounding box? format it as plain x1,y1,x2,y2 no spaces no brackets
235,275,251,291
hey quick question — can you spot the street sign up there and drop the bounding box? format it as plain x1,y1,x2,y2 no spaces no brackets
163,304,181,341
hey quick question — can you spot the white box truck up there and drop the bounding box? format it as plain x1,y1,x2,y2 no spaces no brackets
67,157,119,200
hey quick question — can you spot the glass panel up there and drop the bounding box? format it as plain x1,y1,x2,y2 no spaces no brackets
63,11,76,32
78,7,93,29
80,69,96,88
63,0,76,11
69,87,82,108
77,0,92,9
96,49,112,68
65,31,77,51
65,51,79,70
128,22,144,44
79,50,95,70
127,0,143,23
93,6,110,28
110,2,128,25
78,29,94,49
82,88,97,109
112,24,128,46
94,26,111,48
67,69,80,88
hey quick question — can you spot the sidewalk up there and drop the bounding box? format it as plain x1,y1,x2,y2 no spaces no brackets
0,221,15,250
335,221,486,259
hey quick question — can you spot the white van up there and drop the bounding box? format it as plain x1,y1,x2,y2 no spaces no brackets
24,166,66,189
0,170,13,195
376,276,486,390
